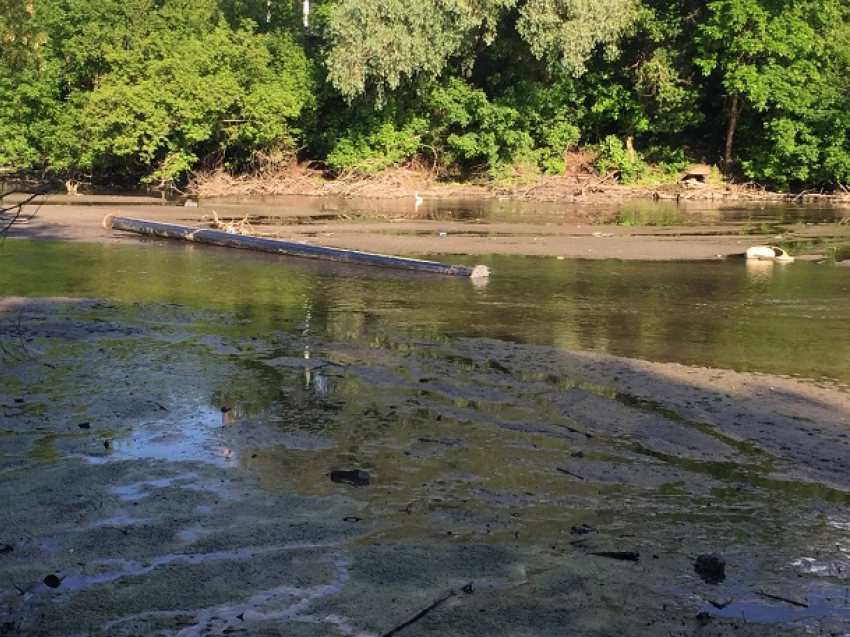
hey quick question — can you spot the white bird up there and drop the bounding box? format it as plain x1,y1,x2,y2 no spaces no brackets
414,191,423,207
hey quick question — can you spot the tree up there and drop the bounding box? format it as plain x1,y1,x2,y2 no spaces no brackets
694,0,850,185
322,0,639,102
323,0,477,102
0,0,44,70
4,0,315,183
516,0,637,76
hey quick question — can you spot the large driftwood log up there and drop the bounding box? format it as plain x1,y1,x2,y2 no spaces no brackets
103,214,490,279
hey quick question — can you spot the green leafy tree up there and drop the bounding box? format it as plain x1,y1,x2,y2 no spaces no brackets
424,76,533,175
322,0,639,102
516,0,637,75
695,0,850,186
323,111,427,174
323,0,477,102
4,0,314,182
0,0,44,69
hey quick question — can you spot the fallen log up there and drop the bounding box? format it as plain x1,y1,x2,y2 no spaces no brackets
103,215,490,279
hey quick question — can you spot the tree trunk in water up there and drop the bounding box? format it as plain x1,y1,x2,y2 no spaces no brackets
724,92,740,175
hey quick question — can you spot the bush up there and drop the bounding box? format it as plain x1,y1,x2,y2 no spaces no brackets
325,119,425,174
595,135,646,183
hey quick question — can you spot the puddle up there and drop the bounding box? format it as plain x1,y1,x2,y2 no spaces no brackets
96,405,236,466
701,583,850,630
102,555,353,637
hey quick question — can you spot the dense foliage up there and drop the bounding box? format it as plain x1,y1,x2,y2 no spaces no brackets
1,0,848,190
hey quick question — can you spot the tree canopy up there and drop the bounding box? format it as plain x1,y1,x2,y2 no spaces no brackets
0,0,848,190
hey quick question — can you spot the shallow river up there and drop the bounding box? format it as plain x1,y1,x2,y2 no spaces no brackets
2,199,850,635
2,232,849,384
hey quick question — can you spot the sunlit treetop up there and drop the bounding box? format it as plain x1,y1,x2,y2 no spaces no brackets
0,0,45,68
323,0,639,101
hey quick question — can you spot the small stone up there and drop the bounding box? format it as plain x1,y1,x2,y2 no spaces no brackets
43,573,64,588
570,524,597,535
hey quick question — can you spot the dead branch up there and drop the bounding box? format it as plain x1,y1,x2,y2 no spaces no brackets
756,590,808,608
556,467,585,480
380,582,472,637
1,187,48,240
577,171,618,198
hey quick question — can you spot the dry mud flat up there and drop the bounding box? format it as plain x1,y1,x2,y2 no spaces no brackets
2,297,850,636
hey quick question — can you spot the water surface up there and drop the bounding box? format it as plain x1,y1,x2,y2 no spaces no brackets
1,238,848,383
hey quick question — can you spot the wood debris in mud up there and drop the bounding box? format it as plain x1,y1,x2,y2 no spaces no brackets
380,581,474,637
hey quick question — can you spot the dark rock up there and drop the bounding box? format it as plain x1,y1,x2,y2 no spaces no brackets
330,469,370,487
570,524,597,535
43,573,64,588
695,553,726,584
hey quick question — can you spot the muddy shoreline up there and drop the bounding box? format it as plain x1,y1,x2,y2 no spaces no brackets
2,198,850,635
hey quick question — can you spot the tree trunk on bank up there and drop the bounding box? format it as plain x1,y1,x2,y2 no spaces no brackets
724,92,741,176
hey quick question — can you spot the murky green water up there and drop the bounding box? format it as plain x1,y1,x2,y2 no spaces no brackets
1,238,848,384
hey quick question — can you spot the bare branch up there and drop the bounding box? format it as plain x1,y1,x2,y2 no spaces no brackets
0,186,48,242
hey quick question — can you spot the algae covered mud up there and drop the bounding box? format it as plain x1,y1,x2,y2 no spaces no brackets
2,240,850,636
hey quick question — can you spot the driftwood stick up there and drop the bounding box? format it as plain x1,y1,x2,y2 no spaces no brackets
589,550,640,562
380,582,472,637
756,590,808,608
556,467,585,480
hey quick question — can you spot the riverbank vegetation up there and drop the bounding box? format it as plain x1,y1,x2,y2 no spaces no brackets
2,0,850,194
